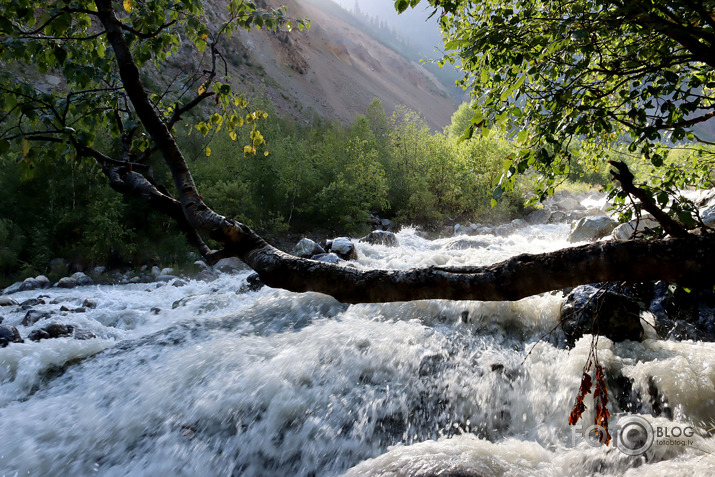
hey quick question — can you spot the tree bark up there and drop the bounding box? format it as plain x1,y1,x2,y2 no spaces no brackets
94,0,715,305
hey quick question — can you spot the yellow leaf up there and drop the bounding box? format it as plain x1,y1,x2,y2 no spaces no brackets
264,151,269,156
205,146,211,157
123,0,133,12
229,131,237,141
198,84,206,95
22,139,30,156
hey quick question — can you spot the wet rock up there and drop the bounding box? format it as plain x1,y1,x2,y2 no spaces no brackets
19,277,41,292
156,274,179,282
72,272,94,286
0,325,23,347
525,207,552,224
328,237,358,260
567,216,618,242
494,224,515,237
311,253,341,264
360,230,398,247
28,323,74,341
172,279,188,287
239,273,265,293
20,298,46,307
548,210,568,223
214,257,244,274
649,282,715,341
0,295,19,306
151,265,162,277
151,307,161,314
560,285,644,347
611,216,661,241
294,238,325,258
22,310,53,326
193,260,209,270
160,267,174,276
82,298,98,309
510,218,527,229
73,328,97,340
701,205,715,228
453,224,471,236
380,218,392,230
2,281,23,295
56,277,78,289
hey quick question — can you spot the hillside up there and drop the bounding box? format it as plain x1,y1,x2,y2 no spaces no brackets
208,0,460,129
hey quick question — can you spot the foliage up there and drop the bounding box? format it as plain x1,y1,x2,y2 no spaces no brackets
405,0,715,230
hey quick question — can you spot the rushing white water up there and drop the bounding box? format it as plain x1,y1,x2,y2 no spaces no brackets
0,222,713,476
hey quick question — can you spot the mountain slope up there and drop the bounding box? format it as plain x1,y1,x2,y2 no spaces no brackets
223,0,459,128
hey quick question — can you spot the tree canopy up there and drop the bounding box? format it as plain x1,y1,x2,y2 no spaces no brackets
402,0,714,228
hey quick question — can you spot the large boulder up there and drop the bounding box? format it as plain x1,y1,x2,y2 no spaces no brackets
701,205,715,228
611,216,661,241
560,285,644,347
359,230,398,247
0,295,19,306
56,276,78,289
525,207,552,225
72,272,94,286
0,325,23,347
19,277,41,292
327,237,358,261
567,216,618,242
28,323,74,341
294,238,325,258
214,257,245,274
2,281,23,295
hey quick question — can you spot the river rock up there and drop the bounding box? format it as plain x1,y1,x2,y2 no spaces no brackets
548,210,568,223
701,205,715,228
454,224,471,236
649,282,715,341
214,257,244,274
156,274,179,283
567,216,618,242
72,272,94,286
560,285,644,347
0,325,23,347
20,298,45,307
328,237,358,260
28,323,74,341
239,273,265,293
82,298,98,309
380,218,392,230
525,207,552,224
0,295,18,306
446,238,488,250
494,224,515,237
294,238,325,258
611,216,661,241
311,253,341,264
360,230,398,247
22,310,53,326
19,277,41,292
2,281,23,295
193,260,209,270
35,275,51,289
56,277,77,288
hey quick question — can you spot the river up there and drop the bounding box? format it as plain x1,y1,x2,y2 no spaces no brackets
0,217,713,475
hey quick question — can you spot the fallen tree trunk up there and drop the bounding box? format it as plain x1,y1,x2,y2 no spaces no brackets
234,228,715,303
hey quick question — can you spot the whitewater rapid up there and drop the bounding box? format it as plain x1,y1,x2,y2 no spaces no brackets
0,223,713,476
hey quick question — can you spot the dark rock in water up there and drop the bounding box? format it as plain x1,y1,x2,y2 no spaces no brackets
239,273,265,293
326,237,358,260
20,298,46,307
649,282,715,341
73,328,97,340
56,277,78,289
0,316,3,324
28,323,74,341
82,298,98,309
311,253,341,264
0,324,23,347
72,272,94,287
172,279,188,287
360,230,398,247
560,285,644,347
151,307,161,314
214,257,244,274
22,310,53,326
294,238,326,258
19,277,41,292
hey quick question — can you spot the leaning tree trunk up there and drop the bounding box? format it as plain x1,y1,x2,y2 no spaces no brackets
95,0,715,304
